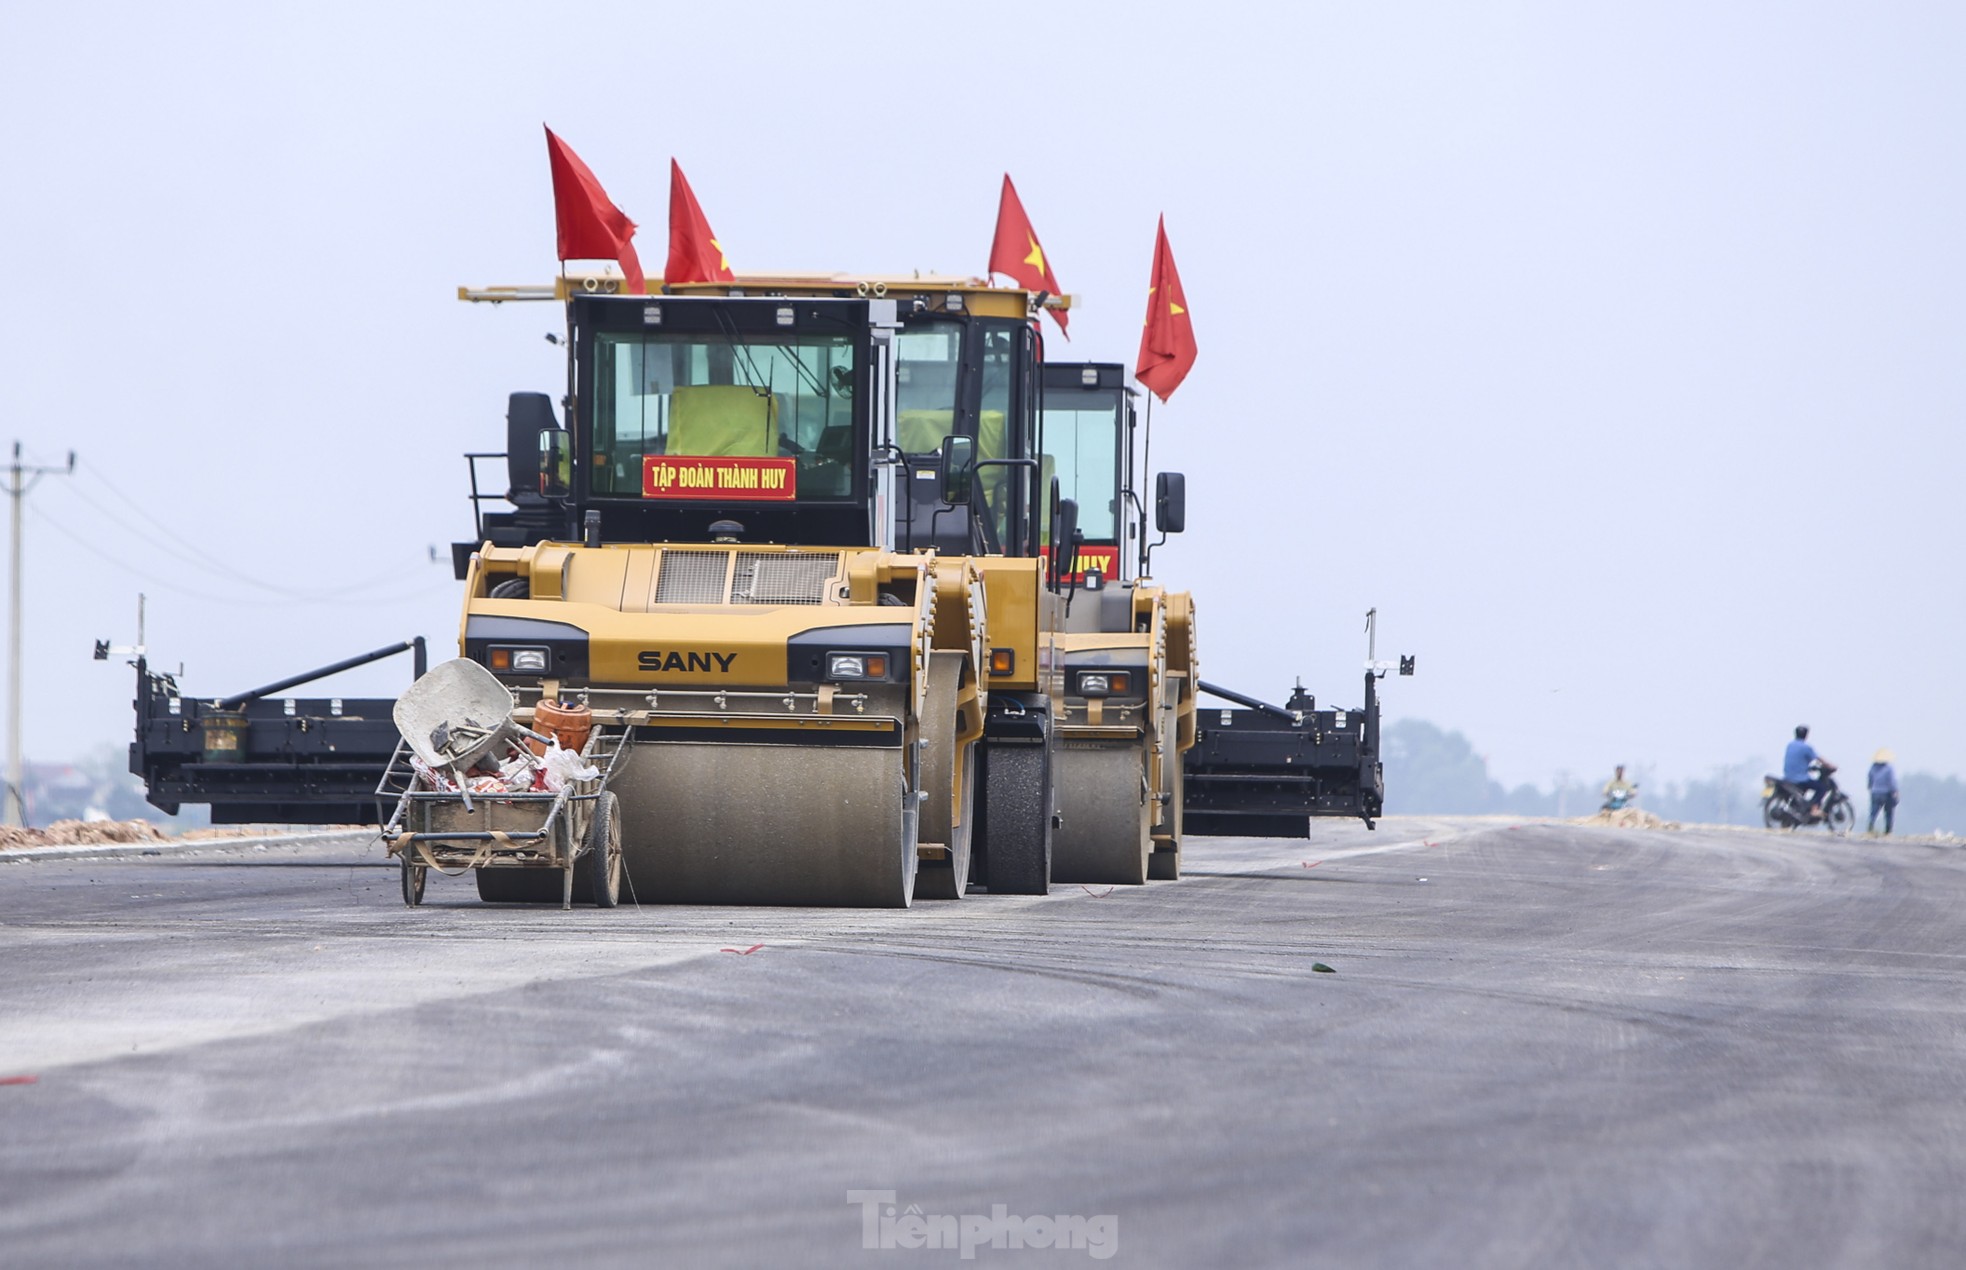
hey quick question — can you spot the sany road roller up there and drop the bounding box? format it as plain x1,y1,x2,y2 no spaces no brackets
448,282,1081,906
1036,362,1198,883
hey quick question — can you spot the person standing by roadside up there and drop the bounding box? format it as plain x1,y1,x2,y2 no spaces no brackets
1867,749,1899,837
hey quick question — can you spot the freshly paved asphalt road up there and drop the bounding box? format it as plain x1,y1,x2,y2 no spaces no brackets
1,818,1962,1268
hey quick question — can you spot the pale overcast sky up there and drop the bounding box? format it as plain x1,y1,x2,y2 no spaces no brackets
2,2,1960,789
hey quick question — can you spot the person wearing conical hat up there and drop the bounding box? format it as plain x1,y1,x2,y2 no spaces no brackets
1866,749,1899,837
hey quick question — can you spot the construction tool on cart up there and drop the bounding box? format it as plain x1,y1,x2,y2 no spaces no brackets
390,657,540,813
379,658,628,909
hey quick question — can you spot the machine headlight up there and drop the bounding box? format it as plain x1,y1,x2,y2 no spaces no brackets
1076,670,1133,698
489,645,550,673
825,652,890,681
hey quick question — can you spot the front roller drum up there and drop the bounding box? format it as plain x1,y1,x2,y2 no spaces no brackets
1051,743,1152,885
614,741,918,907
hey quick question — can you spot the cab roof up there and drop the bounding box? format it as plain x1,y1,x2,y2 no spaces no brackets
461,270,1071,322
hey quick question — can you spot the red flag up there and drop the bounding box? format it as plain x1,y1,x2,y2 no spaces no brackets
988,175,1068,335
666,159,735,285
1135,217,1196,402
543,126,645,294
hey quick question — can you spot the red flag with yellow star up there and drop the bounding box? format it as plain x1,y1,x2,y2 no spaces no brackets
665,159,735,285
1135,216,1196,402
544,126,646,294
988,175,1068,335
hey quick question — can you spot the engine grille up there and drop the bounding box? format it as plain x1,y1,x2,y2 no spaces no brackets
652,550,839,605
733,552,839,605
653,551,730,605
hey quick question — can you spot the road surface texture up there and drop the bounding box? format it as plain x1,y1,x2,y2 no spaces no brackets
2,818,1962,1268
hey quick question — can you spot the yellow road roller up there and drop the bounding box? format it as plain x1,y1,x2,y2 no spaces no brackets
1038,362,1199,884
449,275,1082,905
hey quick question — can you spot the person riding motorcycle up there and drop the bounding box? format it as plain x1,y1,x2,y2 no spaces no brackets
1783,725,1836,821
1601,765,1639,812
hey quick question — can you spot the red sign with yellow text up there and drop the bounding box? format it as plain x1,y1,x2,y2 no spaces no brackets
1040,544,1121,583
643,456,798,501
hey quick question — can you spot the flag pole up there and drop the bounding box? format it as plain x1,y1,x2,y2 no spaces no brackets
1139,389,1155,578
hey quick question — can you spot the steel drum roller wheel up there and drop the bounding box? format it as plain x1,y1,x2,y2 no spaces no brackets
614,741,917,907
1051,743,1152,885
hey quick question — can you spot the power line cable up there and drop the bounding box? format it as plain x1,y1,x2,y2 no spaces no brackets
74,464,438,599
29,504,451,611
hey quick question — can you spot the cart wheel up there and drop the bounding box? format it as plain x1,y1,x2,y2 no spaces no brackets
400,858,426,907
574,791,623,908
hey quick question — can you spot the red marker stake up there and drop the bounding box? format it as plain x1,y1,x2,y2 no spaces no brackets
1,1075,38,1086
720,944,765,955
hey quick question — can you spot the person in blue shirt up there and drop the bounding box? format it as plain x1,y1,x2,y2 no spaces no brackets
1783,725,1833,819
1866,749,1899,836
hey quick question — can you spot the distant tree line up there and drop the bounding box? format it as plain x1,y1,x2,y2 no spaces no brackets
21,745,208,828
1382,719,1966,835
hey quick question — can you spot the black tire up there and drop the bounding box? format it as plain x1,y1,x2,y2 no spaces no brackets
1824,795,1856,837
475,867,564,904
1761,796,1784,830
977,735,1052,895
400,858,426,906
572,792,623,907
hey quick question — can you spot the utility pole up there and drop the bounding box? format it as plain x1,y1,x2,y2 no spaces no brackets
6,442,75,826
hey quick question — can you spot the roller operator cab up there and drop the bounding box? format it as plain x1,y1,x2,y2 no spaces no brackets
654,277,1075,899
456,287,1060,905
1038,362,1198,883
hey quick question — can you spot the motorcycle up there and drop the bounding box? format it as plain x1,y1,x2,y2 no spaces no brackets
1602,785,1639,812
1762,761,1854,836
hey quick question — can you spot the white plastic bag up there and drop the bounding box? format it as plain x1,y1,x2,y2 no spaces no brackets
410,754,458,792
540,738,601,793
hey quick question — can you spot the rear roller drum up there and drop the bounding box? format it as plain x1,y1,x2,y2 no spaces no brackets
475,867,566,904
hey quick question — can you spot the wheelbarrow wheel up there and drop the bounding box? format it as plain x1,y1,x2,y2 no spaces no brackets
573,791,623,908
400,858,426,906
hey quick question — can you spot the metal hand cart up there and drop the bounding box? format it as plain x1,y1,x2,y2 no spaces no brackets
375,658,630,908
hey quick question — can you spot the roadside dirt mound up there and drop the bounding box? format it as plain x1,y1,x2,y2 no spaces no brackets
1573,808,1681,831
0,819,170,851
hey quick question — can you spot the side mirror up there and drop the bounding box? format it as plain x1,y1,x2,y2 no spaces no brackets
1052,497,1081,587
1155,471,1187,534
539,428,571,497
938,434,975,505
